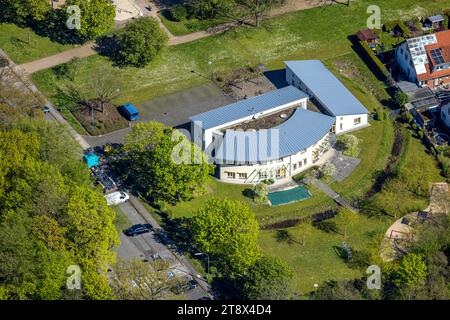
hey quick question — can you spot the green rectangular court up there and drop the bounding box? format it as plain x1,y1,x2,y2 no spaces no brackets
268,186,312,206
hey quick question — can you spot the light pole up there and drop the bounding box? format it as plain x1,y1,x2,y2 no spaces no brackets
194,252,210,281
208,61,213,81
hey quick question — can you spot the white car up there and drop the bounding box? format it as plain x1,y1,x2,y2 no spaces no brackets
104,191,129,206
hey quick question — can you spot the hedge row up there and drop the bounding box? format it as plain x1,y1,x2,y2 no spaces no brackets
358,40,392,81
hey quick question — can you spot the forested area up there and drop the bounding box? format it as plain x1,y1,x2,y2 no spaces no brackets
0,65,119,299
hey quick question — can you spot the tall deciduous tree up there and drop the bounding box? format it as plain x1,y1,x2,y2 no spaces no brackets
236,0,285,27
192,198,261,274
64,0,115,40
394,253,427,287
242,256,294,299
65,185,119,299
117,17,168,67
122,121,214,204
0,118,119,300
110,258,181,300
187,0,235,19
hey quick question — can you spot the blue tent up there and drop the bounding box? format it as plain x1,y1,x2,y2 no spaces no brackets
83,153,100,169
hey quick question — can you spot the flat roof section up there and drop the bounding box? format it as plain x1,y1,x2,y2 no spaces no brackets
215,108,335,163
189,86,308,130
285,60,369,116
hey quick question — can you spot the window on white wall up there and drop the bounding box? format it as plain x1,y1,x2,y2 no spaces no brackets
354,117,361,125
226,172,235,179
238,173,247,179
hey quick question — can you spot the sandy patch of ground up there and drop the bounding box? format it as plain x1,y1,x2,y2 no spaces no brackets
113,0,143,21
380,183,449,262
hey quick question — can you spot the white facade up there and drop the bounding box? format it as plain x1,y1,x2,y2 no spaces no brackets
334,114,369,134
286,67,369,134
218,132,333,183
441,103,450,128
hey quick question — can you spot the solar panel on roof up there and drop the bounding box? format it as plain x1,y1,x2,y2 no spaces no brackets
430,48,444,65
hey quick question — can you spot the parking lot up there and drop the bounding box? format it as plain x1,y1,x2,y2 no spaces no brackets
84,83,234,147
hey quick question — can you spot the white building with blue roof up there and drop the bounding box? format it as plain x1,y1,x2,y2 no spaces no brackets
189,61,369,183
285,60,369,134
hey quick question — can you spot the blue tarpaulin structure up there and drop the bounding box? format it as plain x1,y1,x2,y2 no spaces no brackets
83,153,100,169
122,103,140,121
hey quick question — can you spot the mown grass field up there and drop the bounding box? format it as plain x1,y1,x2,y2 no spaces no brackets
0,23,72,64
32,0,450,105
163,177,337,224
158,10,230,36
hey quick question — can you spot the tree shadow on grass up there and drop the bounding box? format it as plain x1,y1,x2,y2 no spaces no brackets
333,245,371,270
95,35,126,67
242,188,254,199
312,220,341,235
275,229,304,246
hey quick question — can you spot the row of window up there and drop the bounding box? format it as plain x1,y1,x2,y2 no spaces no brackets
226,172,247,179
292,158,308,171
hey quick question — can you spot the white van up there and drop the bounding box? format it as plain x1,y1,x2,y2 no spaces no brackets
104,191,129,206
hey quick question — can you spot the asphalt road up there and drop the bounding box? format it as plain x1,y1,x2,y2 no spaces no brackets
116,201,209,300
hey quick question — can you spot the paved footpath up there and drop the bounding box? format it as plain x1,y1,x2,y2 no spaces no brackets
310,177,360,213
19,0,321,74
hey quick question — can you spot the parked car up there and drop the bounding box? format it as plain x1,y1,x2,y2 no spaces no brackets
184,279,198,291
124,224,152,237
43,105,50,113
104,191,129,206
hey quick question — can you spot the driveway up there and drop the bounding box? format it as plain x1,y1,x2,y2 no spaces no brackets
117,201,208,300
84,83,234,147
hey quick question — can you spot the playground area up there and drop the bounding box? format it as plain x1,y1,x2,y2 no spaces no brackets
380,183,449,262
113,0,143,21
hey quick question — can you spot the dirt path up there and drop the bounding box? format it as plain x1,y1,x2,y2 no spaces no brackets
19,0,324,74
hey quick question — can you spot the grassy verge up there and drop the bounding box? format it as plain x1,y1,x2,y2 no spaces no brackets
325,53,395,202
158,10,230,36
260,213,390,295
59,108,89,135
113,205,132,231
0,23,72,64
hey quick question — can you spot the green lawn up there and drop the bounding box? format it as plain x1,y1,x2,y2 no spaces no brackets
0,23,72,64
260,213,390,295
158,10,230,36
33,0,450,104
162,177,337,225
325,53,395,202
112,205,132,231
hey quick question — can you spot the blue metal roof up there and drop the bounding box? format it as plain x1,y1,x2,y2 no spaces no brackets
215,108,335,163
189,86,308,130
285,60,369,116
123,103,139,114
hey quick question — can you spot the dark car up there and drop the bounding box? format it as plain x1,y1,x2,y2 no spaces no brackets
43,105,50,113
124,224,152,237
184,279,198,291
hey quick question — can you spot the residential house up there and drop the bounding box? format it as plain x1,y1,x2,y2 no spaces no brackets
396,30,450,89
